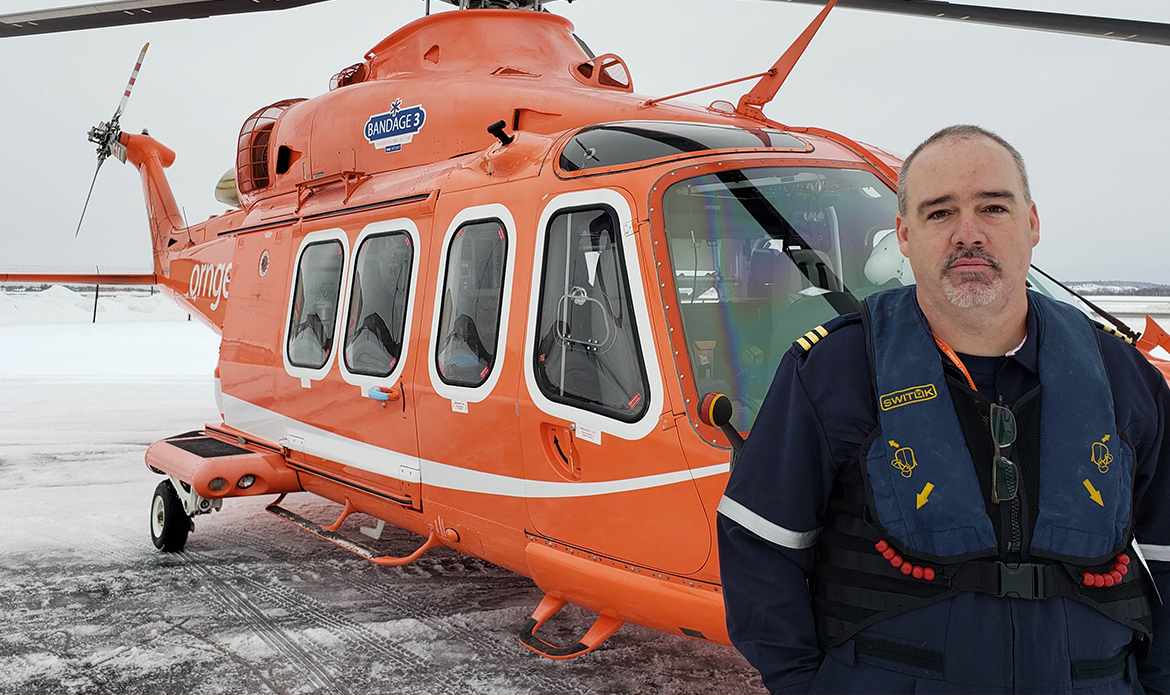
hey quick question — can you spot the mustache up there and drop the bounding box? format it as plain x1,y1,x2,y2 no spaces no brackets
942,247,1001,273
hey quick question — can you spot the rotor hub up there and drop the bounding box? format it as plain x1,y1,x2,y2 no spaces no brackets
442,0,553,9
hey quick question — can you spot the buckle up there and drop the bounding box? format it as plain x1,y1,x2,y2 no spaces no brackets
998,562,1045,599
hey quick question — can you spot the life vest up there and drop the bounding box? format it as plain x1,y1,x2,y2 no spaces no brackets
812,286,1152,652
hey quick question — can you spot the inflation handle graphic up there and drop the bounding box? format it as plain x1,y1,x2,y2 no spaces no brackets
916,482,934,509
1083,479,1104,507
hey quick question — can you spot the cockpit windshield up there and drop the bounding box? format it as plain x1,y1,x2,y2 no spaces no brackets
663,166,904,430
662,165,1112,433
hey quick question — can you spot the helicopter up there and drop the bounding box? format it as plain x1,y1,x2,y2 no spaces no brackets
2,0,1170,660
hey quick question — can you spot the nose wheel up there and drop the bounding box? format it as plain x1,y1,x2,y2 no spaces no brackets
150,480,191,551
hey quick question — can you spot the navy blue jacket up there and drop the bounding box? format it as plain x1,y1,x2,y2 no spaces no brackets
718,305,1170,694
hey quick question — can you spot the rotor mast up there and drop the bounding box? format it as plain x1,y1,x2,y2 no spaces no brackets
439,0,552,8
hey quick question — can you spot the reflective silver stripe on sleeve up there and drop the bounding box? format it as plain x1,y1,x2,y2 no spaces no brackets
1138,543,1170,562
717,495,821,549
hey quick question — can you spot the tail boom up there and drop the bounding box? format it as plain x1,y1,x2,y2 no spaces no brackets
121,131,189,277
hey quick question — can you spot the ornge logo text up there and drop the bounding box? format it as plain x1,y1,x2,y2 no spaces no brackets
188,262,232,311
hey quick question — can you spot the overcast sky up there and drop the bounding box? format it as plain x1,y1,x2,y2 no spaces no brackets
1,0,1168,282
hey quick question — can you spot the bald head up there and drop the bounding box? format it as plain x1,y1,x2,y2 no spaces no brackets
897,125,1031,216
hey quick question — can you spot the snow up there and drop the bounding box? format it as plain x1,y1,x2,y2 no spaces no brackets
0,285,191,326
0,322,219,378
1084,296,1170,322
0,289,759,693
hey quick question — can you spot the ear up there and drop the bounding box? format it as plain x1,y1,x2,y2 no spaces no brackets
1028,200,1040,248
895,213,911,257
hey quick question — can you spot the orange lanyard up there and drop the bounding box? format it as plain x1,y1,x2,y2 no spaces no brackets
932,333,978,392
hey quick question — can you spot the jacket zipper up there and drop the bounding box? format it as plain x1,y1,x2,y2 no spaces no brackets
1008,498,1022,553
1003,397,1023,555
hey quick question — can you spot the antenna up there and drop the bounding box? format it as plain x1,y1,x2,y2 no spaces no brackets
736,0,838,121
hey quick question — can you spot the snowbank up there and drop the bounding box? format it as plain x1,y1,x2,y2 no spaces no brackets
0,285,190,326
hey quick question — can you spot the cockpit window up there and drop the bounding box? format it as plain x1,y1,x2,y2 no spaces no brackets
288,241,345,370
344,232,413,378
559,121,809,173
662,167,900,430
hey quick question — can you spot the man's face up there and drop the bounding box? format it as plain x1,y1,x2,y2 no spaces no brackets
895,136,1039,310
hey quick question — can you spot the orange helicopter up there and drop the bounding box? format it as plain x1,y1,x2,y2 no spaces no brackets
3,0,1170,660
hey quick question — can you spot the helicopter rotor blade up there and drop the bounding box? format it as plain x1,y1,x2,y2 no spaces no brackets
0,0,337,38
114,42,149,122
3,0,1169,46
758,0,1170,47
75,156,106,238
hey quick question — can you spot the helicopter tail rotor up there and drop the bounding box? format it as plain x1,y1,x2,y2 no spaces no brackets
76,42,148,237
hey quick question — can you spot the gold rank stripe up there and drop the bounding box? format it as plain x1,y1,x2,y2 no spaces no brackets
796,325,829,352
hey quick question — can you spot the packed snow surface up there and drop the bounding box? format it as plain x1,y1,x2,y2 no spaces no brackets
0,291,760,694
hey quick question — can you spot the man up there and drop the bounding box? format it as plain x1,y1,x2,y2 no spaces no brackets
717,125,1170,693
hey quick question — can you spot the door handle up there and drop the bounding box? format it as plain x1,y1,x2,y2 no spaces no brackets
368,384,406,412
541,422,579,479
368,386,402,401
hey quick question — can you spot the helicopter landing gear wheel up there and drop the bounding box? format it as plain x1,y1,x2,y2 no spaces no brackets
150,480,191,552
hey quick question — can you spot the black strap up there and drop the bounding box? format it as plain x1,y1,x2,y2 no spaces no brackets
949,561,1076,600
847,636,1129,680
813,596,881,624
816,562,950,600
853,635,945,673
1070,646,1131,681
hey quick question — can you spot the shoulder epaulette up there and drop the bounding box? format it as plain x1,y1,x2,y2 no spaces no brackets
792,313,859,353
794,324,829,352
1092,320,1134,345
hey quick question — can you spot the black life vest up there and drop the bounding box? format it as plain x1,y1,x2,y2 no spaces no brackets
812,287,1152,650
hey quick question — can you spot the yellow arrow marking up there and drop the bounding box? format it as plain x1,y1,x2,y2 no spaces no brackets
1083,479,1104,507
888,440,899,448
1103,435,1111,442
916,482,934,509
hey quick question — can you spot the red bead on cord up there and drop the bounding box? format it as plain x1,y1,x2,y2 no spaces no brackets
874,539,935,581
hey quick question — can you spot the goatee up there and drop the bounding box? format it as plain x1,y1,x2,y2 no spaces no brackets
940,248,1003,308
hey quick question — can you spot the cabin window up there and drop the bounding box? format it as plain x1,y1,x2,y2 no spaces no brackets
533,206,649,422
344,232,413,377
288,241,345,369
435,219,507,387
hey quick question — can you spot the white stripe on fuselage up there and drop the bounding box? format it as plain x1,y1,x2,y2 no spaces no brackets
221,393,727,499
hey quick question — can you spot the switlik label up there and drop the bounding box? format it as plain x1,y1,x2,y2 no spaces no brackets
879,384,938,411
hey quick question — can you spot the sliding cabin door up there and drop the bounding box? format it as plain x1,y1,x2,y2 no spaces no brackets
250,204,431,510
